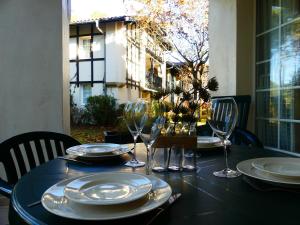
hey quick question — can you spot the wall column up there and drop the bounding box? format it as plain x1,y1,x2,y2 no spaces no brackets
209,0,255,131
0,0,71,141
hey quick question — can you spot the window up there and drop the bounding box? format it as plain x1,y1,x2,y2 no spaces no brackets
69,23,105,87
256,0,300,153
82,84,92,106
78,36,91,59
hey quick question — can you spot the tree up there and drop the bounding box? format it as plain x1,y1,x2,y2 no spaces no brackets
128,0,217,94
126,0,218,125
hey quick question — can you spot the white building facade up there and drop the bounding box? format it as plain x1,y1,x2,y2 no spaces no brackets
69,17,168,107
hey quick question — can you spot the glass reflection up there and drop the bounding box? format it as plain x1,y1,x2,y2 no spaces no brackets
256,91,278,118
281,0,300,23
281,20,300,58
256,0,280,34
280,89,300,120
256,29,279,62
256,119,278,148
256,61,280,89
280,122,300,152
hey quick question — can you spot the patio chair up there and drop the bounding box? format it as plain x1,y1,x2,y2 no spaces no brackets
197,95,263,148
212,95,251,130
0,131,80,198
231,127,263,148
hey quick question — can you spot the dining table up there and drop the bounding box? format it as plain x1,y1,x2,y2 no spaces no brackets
9,143,300,225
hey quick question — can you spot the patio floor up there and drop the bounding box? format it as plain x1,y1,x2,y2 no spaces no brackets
0,196,9,225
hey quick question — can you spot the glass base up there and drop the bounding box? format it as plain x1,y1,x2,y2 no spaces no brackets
184,152,201,158
184,152,194,158
213,168,241,178
152,166,167,172
183,165,196,171
168,166,181,171
125,160,145,168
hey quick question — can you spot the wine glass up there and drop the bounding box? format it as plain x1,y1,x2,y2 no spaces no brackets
136,100,165,174
207,97,241,178
123,101,145,167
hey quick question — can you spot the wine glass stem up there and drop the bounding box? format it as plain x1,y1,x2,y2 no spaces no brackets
223,139,229,170
146,145,152,175
132,135,138,162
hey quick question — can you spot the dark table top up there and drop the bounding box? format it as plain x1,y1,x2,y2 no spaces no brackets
9,144,300,225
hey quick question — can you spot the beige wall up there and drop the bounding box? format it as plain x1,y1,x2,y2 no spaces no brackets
209,0,237,96
209,0,255,131
107,87,140,104
105,22,127,84
0,0,70,141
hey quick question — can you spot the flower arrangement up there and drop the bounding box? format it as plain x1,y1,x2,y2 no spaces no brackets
152,76,219,136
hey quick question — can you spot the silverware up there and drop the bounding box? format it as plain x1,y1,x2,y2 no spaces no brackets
146,193,181,225
27,200,41,208
57,156,93,165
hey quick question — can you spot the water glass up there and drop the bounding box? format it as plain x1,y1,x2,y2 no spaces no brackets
151,148,169,172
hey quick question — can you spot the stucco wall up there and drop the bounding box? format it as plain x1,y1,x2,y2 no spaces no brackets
105,22,127,83
0,0,70,141
209,0,237,96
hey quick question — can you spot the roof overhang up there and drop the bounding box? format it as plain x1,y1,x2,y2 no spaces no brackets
70,16,135,25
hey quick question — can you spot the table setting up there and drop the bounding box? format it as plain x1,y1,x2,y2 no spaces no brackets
237,157,300,188
41,172,173,221
9,97,300,225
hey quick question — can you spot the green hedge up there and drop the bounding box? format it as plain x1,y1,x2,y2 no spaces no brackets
85,95,117,126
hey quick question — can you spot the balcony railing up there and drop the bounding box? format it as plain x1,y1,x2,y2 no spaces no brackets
145,75,162,90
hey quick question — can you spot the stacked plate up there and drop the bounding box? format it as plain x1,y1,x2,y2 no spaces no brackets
42,172,172,220
197,136,230,149
66,143,131,159
237,157,300,186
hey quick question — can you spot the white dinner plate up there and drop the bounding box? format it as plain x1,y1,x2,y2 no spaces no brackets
66,143,122,156
237,159,300,186
66,144,130,158
64,173,152,205
252,157,300,178
42,175,172,220
197,136,229,149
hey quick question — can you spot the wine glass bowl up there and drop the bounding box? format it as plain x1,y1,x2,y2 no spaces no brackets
207,97,240,178
123,101,145,167
137,101,166,174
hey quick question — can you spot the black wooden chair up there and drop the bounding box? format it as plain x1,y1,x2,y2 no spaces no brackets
211,95,251,130
197,95,263,148
231,127,263,148
0,131,80,198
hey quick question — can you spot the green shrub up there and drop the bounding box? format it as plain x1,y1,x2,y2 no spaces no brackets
70,93,91,125
85,95,117,126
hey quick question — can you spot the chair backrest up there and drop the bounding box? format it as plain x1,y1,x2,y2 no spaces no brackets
230,127,264,148
212,95,251,129
0,131,80,185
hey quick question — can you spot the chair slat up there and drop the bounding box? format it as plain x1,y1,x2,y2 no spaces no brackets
33,140,45,164
11,146,27,176
23,142,36,169
44,139,54,160
54,140,64,156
